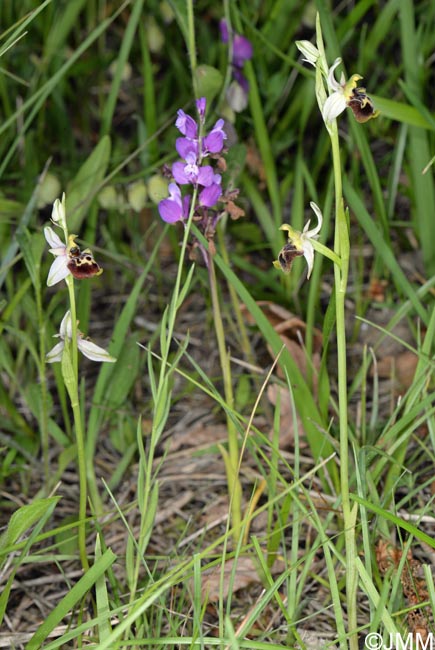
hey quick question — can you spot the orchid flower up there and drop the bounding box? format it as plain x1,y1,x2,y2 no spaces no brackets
46,310,116,363
274,202,323,279
323,58,379,124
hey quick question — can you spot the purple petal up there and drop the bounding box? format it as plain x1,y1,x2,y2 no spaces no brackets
172,161,192,185
203,120,227,153
182,194,191,219
158,183,183,223
219,19,229,43
196,97,206,119
176,137,198,160
197,165,214,187
199,183,222,208
233,68,250,92
158,197,183,223
233,35,253,66
175,109,197,138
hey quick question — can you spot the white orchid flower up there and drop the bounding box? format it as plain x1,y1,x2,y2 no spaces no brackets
274,202,323,279
322,58,379,124
46,310,116,363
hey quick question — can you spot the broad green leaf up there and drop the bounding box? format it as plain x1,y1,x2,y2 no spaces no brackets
194,64,223,105
0,497,59,555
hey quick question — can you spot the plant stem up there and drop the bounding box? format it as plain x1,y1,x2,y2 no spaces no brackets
330,124,357,650
208,251,242,540
66,276,89,571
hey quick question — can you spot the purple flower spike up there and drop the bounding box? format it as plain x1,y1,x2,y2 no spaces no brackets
158,183,184,223
200,182,222,208
175,109,197,138
232,34,253,67
203,119,227,154
196,97,206,120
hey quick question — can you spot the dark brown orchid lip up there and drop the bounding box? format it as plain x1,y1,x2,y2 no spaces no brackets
347,87,379,123
278,242,304,273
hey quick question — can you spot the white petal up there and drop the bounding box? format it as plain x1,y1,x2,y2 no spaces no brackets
302,241,315,279
44,226,64,250
327,58,342,91
47,256,70,286
46,341,65,363
305,202,323,237
322,92,347,123
78,338,116,362
52,194,66,226
59,310,72,339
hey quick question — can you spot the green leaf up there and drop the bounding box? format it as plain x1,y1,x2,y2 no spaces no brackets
66,135,111,232
371,95,435,130
194,64,223,105
16,230,45,292
25,548,116,650
103,339,140,410
0,497,59,555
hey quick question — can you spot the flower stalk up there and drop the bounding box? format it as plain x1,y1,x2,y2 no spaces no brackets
290,16,378,649
45,194,115,571
157,97,245,541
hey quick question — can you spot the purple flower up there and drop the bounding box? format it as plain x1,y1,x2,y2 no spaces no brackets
219,19,229,43
175,109,197,138
219,20,252,65
233,67,249,93
200,180,222,208
158,183,190,223
172,156,216,187
176,137,198,159
203,119,227,154
219,19,252,113
232,34,253,67
196,97,206,120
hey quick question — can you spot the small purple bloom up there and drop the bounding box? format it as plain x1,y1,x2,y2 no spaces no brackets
172,159,196,185
203,119,227,154
232,34,253,67
172,156,215,187
196,97,206,120
175,109,197,138
158,183,186,223
233,67,250,93
219,19,229,43
200,181,222,208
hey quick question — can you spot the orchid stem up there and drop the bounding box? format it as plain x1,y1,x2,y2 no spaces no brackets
330,122,357,650
65,275,89,571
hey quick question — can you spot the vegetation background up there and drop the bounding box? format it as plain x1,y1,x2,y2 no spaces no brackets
1,0,435,648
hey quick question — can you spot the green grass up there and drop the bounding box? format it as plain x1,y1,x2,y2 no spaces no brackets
1,1,435,648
